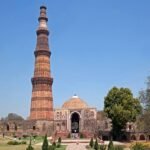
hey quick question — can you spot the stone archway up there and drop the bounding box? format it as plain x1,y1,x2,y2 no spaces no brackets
71,112,80,133
131,135,136,140
56,123,60,131
149,135,150,140
14,123,17,131
6,124,9,131
139,134,145,140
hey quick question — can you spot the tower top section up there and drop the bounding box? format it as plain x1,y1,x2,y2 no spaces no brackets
37,5,48,32
40,5,47,10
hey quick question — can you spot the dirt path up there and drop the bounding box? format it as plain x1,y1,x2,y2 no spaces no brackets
66,143,87,150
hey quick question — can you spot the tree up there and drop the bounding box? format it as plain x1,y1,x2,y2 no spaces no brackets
108,139,114,150
104,87,141,140
99,144,107,150
139,76,150,110
58,137,61,144
138,76,150,135
5,113,24,121
26,137,34,150
57,137,61,148
94,138,99,150
42,134,49,150
89,137,94,148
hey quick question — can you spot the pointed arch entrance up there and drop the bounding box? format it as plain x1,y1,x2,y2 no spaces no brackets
71,112,80,133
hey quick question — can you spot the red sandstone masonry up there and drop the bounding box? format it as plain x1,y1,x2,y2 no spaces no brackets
30,6,53,121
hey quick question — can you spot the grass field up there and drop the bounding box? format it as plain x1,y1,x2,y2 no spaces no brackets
130,141,150,148
0,137,66,150
87,141,150,150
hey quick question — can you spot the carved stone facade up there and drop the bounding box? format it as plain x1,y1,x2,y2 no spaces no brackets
0,117,53,137
53,95,97,137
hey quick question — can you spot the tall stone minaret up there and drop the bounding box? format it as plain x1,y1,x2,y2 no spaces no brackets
30,6,53,121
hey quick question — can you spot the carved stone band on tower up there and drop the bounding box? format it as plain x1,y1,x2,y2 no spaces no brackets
30,6,54,121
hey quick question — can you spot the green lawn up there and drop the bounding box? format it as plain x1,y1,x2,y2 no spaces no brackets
55,145,67,150
0,145,41,150
0,145,66,150
86,145,127,150
0,137,40,150
0,137,66,150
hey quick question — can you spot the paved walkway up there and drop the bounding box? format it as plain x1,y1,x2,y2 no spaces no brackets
66,143,87,150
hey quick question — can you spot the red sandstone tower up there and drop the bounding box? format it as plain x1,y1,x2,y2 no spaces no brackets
30,6,53,121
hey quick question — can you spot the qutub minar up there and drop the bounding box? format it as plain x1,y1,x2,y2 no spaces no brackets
30,6,54,121
0,5,146,141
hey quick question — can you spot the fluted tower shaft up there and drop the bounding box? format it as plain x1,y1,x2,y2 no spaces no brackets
30,6,53,121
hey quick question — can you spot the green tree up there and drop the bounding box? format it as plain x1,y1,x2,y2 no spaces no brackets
58,137,61,144
138,76,150,136
139,76,150,110
26,137,34,150
94,138,99,150
108,140,114,150
89,137,94,148
52,141,56,148
57,137,61,148
42,134,49,150
104,87,141,140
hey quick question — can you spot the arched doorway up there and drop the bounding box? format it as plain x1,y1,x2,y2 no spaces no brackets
6,124,9,131
14,123,17,131
131,135,136,141
71,112,80,133
139,134,145,140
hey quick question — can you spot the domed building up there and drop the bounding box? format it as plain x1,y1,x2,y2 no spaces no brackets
54,95,97,137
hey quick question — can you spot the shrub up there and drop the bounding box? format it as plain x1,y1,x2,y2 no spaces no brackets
18,137,21,140
58,137,61,144
131,142,150,150
7,141,20,145
80,133,84,138
42,134,49,150
26,144,34,150
49,142,56,150
26,145,34,150
99,144,107,150
114,145,124,150
23,134,29,138
7,140,27,145
89,137,94,148
94,138,99,150
26,138,34,150
49,145,55,150
57,142,61,148
33,135,37,139
21,141,27,144
108,139,114,150
52,141,56,147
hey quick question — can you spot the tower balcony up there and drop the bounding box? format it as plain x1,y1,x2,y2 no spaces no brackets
31,77,53,85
